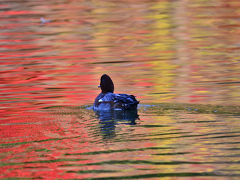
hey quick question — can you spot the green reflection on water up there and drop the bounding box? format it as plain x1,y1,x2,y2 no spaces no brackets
142,103,240,115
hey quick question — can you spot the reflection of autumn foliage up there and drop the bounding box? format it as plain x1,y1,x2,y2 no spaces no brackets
173,0,240,105
1,0,240,179
0,107,95,179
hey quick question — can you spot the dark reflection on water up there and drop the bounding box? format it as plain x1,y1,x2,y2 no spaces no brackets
1,0,240,179
96,109,138,139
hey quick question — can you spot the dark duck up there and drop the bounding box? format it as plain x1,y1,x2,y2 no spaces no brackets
93,74,139,111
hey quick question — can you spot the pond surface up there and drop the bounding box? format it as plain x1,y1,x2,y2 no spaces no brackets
0,0,240,179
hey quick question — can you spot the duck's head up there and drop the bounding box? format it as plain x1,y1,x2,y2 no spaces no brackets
98,74,114,93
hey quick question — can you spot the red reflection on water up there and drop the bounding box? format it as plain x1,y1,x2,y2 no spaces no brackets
0,105,96,179
0,2,100,178
0,10,36,16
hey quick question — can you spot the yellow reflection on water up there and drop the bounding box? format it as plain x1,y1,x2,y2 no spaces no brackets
145,1,176,102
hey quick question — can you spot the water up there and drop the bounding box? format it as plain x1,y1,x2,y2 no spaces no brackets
1,0,240,179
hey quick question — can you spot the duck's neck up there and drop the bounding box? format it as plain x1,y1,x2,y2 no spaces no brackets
102,91,113,94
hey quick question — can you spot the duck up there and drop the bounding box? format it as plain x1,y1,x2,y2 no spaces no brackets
93,74,139,111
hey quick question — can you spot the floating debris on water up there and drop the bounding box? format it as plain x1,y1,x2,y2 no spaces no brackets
40,17,51,24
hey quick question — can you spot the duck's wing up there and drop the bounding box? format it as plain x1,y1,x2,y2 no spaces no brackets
114,94,139,110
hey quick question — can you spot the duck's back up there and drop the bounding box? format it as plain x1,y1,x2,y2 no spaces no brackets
114,94,139,110
94,93,139,111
